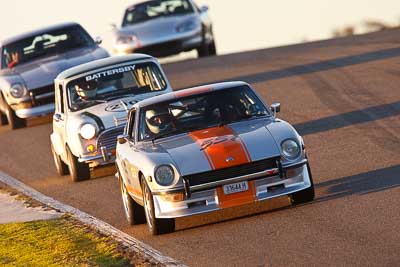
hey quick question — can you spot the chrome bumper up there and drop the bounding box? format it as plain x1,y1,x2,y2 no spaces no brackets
14,103,54,119
153,159,311,218
78,146,115,164
113,30,202,55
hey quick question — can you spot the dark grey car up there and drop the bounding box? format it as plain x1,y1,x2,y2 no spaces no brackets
0,22,109,129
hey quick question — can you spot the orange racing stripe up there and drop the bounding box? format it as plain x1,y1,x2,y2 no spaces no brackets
188,126,256,208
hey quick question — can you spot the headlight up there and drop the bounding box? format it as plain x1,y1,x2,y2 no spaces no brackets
281,139,300,160
155,165,175,186
176,19,199,32
80,123,97,140
10,83,25,98
116,35,137,44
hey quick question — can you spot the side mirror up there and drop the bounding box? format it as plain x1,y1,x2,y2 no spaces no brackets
53,113,63,122
271,102,281,117
117,134,128,145
109,23,117,31
94,36,103,45
200,5,209,13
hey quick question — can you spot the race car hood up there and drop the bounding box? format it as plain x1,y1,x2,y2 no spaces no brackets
77,93,163,129
7,46,108,90
117,14,198,46
151,117,283,176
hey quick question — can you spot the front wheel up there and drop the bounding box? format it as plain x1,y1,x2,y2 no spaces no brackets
290,163,315,205
66,146,90,182
51,143,69,176
119,171,146,225
5,104,26,129
0,111,7,126
142,178,175,235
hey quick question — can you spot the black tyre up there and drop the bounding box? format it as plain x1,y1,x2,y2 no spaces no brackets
197,28,217,58
66,146,90,182
119,171,146,225
208,40,217,56
0,111,7,126
142,178,175,235
290,163,315,205
5,104,26,129
51,143,69,176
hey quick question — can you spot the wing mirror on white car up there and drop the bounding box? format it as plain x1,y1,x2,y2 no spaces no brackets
271,102,281,117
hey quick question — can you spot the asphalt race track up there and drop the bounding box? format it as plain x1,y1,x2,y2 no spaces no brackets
1,29,399,266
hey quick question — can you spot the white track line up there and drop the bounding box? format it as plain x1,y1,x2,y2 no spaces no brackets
0,170,185,266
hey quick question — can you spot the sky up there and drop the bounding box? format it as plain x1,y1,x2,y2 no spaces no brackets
1,0,400,57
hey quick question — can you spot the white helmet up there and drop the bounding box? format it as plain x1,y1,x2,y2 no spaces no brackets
145,108,172,135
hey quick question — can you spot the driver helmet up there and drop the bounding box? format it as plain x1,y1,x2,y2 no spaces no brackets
75,79,98,100
145,107,172,135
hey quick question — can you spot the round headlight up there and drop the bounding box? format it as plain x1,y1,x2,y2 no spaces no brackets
281,139,300,160
10,83,25,98
80,123,97,140
155,165,174,186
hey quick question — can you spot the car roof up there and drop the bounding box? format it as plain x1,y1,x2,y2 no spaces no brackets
56,54,154,80
136,81,250,108
0,22,81,47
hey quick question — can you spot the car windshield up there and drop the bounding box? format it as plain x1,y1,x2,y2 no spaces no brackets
138,85,271,141
67,62,168,111
1,25,94,69
123,0,194,26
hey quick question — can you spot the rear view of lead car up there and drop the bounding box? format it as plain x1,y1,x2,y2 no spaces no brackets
115,81,315,235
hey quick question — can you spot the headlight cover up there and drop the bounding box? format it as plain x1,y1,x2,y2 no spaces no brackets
80,123,97,140
155,165,175,186
10,83,25,98
281,139,301,160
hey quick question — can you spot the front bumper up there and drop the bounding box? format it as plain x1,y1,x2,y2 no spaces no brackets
11,84,55,119
113,29,202,57
14,103,54,119
153,159,312,218
78,146,116,166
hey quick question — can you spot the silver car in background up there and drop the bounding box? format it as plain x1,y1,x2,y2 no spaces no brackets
0,22,109,129
112,0,216,58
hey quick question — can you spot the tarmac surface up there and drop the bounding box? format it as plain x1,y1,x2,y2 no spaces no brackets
0,29,399,266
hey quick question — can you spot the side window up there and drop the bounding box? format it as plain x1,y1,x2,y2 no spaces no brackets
127,110,136,139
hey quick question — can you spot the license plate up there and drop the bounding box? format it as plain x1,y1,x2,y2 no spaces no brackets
223,181,249,195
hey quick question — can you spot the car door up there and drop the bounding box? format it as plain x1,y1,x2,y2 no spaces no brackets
117,108,143,201
52,82,67,160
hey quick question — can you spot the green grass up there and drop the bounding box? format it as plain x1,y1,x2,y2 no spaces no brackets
0,217,131,267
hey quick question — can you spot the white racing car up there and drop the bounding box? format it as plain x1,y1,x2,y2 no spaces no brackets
50,54,172,182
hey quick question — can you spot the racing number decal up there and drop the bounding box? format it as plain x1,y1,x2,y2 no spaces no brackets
105,100,137,112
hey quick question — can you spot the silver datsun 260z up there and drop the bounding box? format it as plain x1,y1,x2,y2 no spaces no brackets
115,81,315,235
50,54,172,182
0,22,109,129
112,0,216,58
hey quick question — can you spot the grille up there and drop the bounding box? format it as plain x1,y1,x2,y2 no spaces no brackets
183,157,279,187
29,84,55,106
97,126,125,150
135,40,182,57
